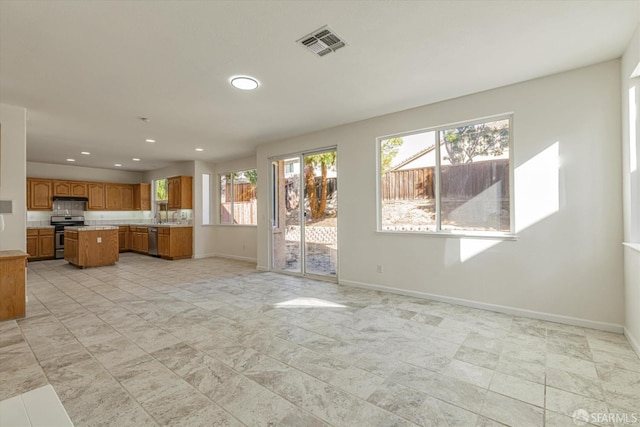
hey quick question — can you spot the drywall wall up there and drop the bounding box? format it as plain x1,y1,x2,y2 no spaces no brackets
27,161,145,183
193,160,216,258
143,161,194,183
193,156,258,261
622,26,640,355
256,60,624,328
0,104,27,251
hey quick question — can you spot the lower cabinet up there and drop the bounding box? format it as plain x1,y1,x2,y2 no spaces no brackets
130,227,149,254
0,251,28,320
118,226,130,252
26,228,55,260
158,227,192,260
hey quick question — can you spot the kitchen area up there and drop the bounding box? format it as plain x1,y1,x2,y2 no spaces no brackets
25,175,194,265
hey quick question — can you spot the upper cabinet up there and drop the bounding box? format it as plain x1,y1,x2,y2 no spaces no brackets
27,179,53,210
87,183,106,210
27,178,151,211
53,180,88,198
105,184,123,210
168,176,193,209
133,183,151,210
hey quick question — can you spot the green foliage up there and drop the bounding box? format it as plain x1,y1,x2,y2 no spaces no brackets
380,137,403,174
245,169,258,188
442,121,509,165
305,152,336,169
155,179,167,201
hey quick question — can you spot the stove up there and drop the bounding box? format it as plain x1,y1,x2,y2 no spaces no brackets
50,215,85,259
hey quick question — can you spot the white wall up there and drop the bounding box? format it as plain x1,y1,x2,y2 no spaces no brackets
621,26,640,355
0,104,27,251
27,161,145,183
193,156,258,262
257,61,624,329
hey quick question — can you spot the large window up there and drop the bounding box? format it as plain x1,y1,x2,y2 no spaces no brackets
220,169,257,225
378,115,512,236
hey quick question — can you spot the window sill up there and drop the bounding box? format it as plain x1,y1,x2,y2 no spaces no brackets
217,224,257,228
378,229,518,241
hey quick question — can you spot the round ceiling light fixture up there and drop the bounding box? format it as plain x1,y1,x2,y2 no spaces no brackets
230,76,259,91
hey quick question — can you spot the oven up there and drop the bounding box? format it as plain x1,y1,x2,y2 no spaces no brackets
50,216,85,259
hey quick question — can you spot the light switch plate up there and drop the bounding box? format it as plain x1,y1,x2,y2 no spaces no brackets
0,200,12,214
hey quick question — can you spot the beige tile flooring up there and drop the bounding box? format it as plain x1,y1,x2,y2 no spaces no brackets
1,253,639,427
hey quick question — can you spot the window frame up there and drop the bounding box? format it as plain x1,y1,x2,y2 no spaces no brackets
218,168,258,227
376,113,516,239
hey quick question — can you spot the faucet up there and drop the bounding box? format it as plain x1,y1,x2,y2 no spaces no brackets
172,211,179,224
154,212,161,224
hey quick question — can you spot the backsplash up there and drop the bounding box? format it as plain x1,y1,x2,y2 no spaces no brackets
52,200,85,216
27,209,192,226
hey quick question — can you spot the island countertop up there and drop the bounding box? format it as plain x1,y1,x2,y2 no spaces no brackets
65,226,119,231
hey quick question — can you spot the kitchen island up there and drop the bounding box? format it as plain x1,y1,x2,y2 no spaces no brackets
64,226,119,268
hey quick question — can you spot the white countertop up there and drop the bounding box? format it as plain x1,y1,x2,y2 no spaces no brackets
65,226,119,231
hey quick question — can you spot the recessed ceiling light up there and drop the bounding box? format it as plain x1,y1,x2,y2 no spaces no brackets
66,158,75,162
132,158,141,162
230,76,259,90
81,151,90,155
195,148,204,152
114,163,122,167
145,139,156,143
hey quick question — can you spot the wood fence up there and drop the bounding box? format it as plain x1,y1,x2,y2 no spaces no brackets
382,159,509,200
221,200,257,224
224,183,256,202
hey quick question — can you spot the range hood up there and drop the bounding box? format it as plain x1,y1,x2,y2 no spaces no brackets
53,196,89,202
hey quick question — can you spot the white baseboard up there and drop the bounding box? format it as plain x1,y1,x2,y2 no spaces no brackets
339,279,624,334
193,252,217,259
624,327,640,358
256,265,269,271
209,253,257,263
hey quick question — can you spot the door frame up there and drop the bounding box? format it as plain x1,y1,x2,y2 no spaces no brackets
268,146,338,282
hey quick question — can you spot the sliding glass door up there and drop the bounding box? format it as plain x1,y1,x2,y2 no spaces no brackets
270,149,337,279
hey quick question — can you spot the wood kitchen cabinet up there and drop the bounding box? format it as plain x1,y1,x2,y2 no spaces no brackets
133,183,151,210
121,185,134,210
87,183,106,210
105,184,122,210
53,180,88,198
118,226,130,252
0,251,28,321
27,178,53,210
130,227,149,254
26,228,55,260
158,226,192,260
106,184,135,210
64,228,119,268
168,176,193,209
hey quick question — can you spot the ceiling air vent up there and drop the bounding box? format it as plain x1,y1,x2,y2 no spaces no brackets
297,26,347,57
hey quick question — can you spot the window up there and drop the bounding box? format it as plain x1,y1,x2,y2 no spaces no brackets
379,115,512,236
220,169,258,225
155,178,168,202
202,173,211,225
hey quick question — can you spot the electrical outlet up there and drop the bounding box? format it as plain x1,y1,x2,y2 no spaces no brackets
377,264,383,273
97,237,102,243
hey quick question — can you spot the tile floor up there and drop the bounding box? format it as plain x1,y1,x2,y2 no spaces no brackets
1,253,639,427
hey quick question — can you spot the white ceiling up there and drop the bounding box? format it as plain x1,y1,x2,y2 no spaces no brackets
1,0,638,172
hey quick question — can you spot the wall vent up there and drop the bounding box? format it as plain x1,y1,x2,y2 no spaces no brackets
297,26,347,57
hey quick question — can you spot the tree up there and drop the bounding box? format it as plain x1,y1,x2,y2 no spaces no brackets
442,121,509,164
305,152,336,219
380,137,403,174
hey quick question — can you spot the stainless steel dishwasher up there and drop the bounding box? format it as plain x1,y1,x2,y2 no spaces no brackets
148,227,159,256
